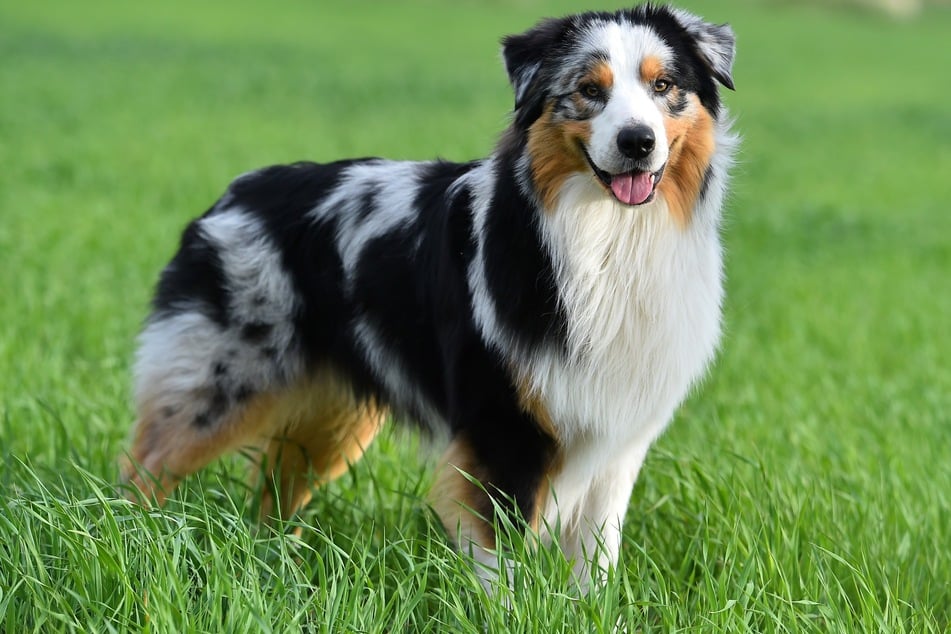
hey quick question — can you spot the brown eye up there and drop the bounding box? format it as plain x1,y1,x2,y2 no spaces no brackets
653,78,672,95
580,83,604,101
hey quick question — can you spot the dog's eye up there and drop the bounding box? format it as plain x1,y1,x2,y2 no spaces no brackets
580,83,604,101
652,78,672,95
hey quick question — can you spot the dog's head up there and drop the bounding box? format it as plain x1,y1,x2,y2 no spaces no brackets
502,5,735,219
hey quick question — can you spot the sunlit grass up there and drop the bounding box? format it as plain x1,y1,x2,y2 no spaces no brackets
1,0,949,631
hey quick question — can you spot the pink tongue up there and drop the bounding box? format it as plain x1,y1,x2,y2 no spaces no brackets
610,172,653,205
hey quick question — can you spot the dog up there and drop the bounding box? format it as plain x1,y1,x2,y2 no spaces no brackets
122,4,737,587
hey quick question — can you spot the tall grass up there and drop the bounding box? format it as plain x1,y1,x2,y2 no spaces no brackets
1,0,949,630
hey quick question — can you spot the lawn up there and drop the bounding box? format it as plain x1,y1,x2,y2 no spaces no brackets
1,0,949,631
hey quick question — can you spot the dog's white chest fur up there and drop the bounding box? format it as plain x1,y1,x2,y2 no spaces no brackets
532,174,723,452
526,176,724,574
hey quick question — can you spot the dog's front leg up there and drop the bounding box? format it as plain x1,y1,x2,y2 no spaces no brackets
551,439,651,588
430,423,558,592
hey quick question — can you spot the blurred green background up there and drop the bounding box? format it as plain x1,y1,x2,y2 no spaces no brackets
1,0,949,630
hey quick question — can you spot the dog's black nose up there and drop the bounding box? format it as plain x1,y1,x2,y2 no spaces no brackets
617,125,656,160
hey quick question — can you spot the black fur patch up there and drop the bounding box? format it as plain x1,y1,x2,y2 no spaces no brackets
240,321,272,343
483,153,567,348
152,214,231,327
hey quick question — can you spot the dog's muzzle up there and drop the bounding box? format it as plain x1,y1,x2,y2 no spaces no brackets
580,141,665,207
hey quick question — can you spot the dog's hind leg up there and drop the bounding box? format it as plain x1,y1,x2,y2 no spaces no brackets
120,308,296,506
248,371,386,521
122,205,324,505
121,389,279,506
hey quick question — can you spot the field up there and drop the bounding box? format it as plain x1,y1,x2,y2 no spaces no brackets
1,0,949,631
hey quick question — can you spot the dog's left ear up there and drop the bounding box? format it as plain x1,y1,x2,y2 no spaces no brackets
502,17,568,128
672,9,737,91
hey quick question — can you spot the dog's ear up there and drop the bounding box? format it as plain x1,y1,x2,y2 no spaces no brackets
672,9,736,90
502,17,567,128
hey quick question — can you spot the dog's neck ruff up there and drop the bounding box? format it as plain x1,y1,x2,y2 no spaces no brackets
477,115,737,448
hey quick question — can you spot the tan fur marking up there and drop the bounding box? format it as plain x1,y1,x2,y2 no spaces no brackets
122,392,279,506
429,437,496,550
122,368,385,519
515,376,558,443
584,61,614,91
527,105,590,210
640,56,665,83
658,94,716,228
252,372,385,520
532,473,556,533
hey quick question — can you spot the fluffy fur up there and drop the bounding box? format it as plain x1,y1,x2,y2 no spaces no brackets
122,4,737,587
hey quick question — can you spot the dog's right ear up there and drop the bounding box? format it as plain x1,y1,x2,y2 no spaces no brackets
502,17,567,128
671,8,736,91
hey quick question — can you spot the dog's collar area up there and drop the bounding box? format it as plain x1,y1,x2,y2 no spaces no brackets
579,143,664,206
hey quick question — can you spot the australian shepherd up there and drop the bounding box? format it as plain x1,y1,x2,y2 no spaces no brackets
122,4,737,586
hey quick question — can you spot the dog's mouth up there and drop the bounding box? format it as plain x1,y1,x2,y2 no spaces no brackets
580,144,665,207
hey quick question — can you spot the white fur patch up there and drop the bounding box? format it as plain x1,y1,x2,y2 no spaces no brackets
313,161,426,288
135,311,231,418
584,23,673,175
532,178,723,446
463,160,512,353
201,209,298,334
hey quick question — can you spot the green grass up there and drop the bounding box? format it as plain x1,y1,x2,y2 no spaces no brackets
1,0,949,631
